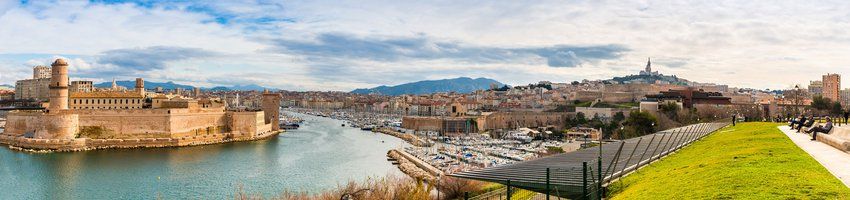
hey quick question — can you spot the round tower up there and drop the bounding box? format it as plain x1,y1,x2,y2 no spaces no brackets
48,59,69,110
37,58,78,140
135,78,145,95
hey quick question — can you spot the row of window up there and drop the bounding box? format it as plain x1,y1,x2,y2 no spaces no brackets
71,98,142,105
71,106,143,109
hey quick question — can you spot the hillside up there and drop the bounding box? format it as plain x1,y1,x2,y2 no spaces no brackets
94,81,275,91
350,77,504,96
608,123,850,199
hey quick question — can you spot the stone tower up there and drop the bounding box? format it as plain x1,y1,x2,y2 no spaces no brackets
48,59,69,110
262,89,282,131
135,78,145,95
37,58,78,140
645,57,652,74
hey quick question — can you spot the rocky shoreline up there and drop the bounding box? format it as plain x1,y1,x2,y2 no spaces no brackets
387,149,441,183
0,130,283,153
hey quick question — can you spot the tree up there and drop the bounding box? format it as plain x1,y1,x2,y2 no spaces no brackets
569,112,588,128
613,111,626,123
658,102,681,121
623,110,657,138
812,95,832,110
831,102,844,116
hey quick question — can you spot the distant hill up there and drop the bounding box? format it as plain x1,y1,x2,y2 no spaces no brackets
351,77,504,96
94,80,276,91
94,81,194,90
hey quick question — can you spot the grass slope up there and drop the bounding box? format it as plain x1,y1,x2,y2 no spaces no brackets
609,122,850,199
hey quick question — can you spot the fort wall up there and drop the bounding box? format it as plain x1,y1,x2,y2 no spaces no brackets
1,106,279,152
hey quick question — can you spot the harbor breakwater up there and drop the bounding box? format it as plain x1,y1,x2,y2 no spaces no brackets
375,128,429,147
388,149,442,182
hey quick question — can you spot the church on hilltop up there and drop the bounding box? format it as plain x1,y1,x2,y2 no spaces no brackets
639,57,660,76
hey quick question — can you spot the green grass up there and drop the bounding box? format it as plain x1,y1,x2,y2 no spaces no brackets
510,189,537,200
608,122,850,199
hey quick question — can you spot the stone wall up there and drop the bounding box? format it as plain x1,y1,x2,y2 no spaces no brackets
5,111,78,139
230,111,265,136
478,111,572,131
0,128,280,152
2,108,277,151
402,116,442,132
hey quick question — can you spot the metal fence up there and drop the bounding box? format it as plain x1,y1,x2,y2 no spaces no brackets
454,121,731,200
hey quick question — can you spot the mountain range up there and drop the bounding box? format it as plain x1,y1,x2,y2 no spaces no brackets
350,77,504,96
93,81,275,91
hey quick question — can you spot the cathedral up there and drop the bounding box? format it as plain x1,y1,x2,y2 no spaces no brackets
639,57,660,76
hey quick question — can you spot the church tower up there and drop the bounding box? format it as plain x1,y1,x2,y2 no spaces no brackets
645,57,652,74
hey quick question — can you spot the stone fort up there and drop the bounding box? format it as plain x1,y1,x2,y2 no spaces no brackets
0,59,282,151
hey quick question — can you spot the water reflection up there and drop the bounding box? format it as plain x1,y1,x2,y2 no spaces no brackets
0,111,407,199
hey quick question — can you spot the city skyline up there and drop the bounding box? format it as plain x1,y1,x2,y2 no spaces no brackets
2,1,850,91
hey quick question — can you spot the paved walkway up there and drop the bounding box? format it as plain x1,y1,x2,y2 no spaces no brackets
778,126,850,187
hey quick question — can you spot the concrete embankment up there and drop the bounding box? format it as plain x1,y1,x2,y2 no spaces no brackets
375,128,429,147
0,130,282,153
388,149,442,182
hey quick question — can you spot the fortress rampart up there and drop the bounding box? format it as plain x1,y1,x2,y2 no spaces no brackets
0,58,283,152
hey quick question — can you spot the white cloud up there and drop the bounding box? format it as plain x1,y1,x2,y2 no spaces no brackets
2,1,850,91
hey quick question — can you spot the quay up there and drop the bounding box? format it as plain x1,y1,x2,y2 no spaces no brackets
387,149,442,182
374,127,429,147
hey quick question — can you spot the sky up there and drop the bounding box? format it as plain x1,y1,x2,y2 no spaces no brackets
1,0,850,91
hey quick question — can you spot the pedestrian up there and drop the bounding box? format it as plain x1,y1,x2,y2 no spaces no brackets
843,110,849,125
732,114,737,126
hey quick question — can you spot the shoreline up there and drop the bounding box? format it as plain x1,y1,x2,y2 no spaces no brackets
387,149,441,182
374,127,429,147
0,130,283,153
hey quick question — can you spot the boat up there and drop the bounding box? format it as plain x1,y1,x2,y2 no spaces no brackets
281,123,300,130
360,125,375,131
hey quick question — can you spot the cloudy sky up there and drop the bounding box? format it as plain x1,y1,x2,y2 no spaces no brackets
1,0,849,91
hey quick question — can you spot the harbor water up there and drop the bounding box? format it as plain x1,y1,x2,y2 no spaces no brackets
0,111,408,199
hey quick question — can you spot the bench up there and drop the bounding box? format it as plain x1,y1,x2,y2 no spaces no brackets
813,125,850,151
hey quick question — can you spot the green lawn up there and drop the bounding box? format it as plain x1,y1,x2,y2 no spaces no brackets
608,122,850,199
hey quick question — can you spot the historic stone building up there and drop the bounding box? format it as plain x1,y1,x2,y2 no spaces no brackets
69,78,145,109
14,65,54,100
70,80,93,93
33,65,51,79
0,59,282,151
14,78,50,100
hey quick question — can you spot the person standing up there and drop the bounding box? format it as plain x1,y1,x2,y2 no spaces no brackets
732,114,737,126
843,110,849,125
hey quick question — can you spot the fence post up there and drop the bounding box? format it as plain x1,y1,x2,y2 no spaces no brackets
546,168,551,200
648,132,668,162
506,179,512,200
635,134,656,169
617,138,642,179
597,158,603,200
583,162,588,200
464,192,469,200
